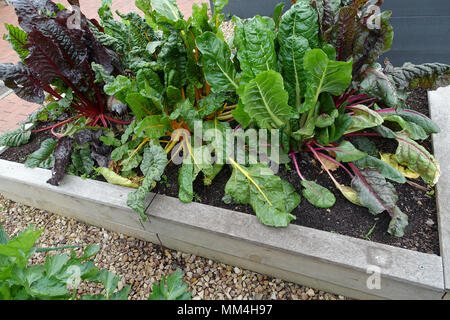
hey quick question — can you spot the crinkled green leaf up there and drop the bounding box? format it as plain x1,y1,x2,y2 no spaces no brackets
196,31,238,92
169,99,200,131
278,2,320,49
25,138,57,169
127,144,167,220
91,62,115,84
302,49,353,113
0,126,31,147
104,75,133,102
136,69,164,110
395,136,441,186
134,115,170,140
279,35,310,110
125,93,156,121
242,70,297,129
233,16,278,84
198,93,227,118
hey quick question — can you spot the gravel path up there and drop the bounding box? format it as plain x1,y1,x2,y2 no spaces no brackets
0,193,347,300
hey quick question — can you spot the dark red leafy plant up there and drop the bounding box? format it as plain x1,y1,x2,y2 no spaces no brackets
0,0,129,135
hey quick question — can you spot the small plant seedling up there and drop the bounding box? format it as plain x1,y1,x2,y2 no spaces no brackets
193,193,202,203
361,223,377,241
161,174,171,188
148,270,191,300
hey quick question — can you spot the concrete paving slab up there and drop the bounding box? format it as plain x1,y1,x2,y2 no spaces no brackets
429,85,450,292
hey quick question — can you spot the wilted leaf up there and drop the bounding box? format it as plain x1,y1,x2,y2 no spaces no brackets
95,167,139,189
356,155,407,184
47,137,73,186
379,153,420,180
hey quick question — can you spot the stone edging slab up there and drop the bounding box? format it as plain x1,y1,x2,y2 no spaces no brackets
0,159,445,299
429,85,450,293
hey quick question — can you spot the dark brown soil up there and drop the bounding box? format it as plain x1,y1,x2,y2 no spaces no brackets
0,121,56,163
0,88,441,255
153,88,440,256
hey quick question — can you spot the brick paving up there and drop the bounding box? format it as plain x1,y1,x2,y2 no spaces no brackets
0,0,205,134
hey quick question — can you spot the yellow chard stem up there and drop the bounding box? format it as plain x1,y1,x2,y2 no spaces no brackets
228,157,273,206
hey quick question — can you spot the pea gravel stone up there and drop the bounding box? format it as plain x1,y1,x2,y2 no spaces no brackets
0,193,347,300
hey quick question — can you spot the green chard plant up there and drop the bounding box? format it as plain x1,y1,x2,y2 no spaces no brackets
1,0,449,237
194,0,448,236
0,224,131,300
0,223,191,300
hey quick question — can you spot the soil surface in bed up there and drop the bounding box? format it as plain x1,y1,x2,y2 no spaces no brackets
0,88,440,255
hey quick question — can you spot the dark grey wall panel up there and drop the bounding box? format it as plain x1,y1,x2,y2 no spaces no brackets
381,0,449,17
211,0,291,18
211,0,450,65
382,0,450,65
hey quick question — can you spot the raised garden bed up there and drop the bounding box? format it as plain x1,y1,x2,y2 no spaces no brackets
1,86,449,300
1,88,441,255
1,0,450,300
